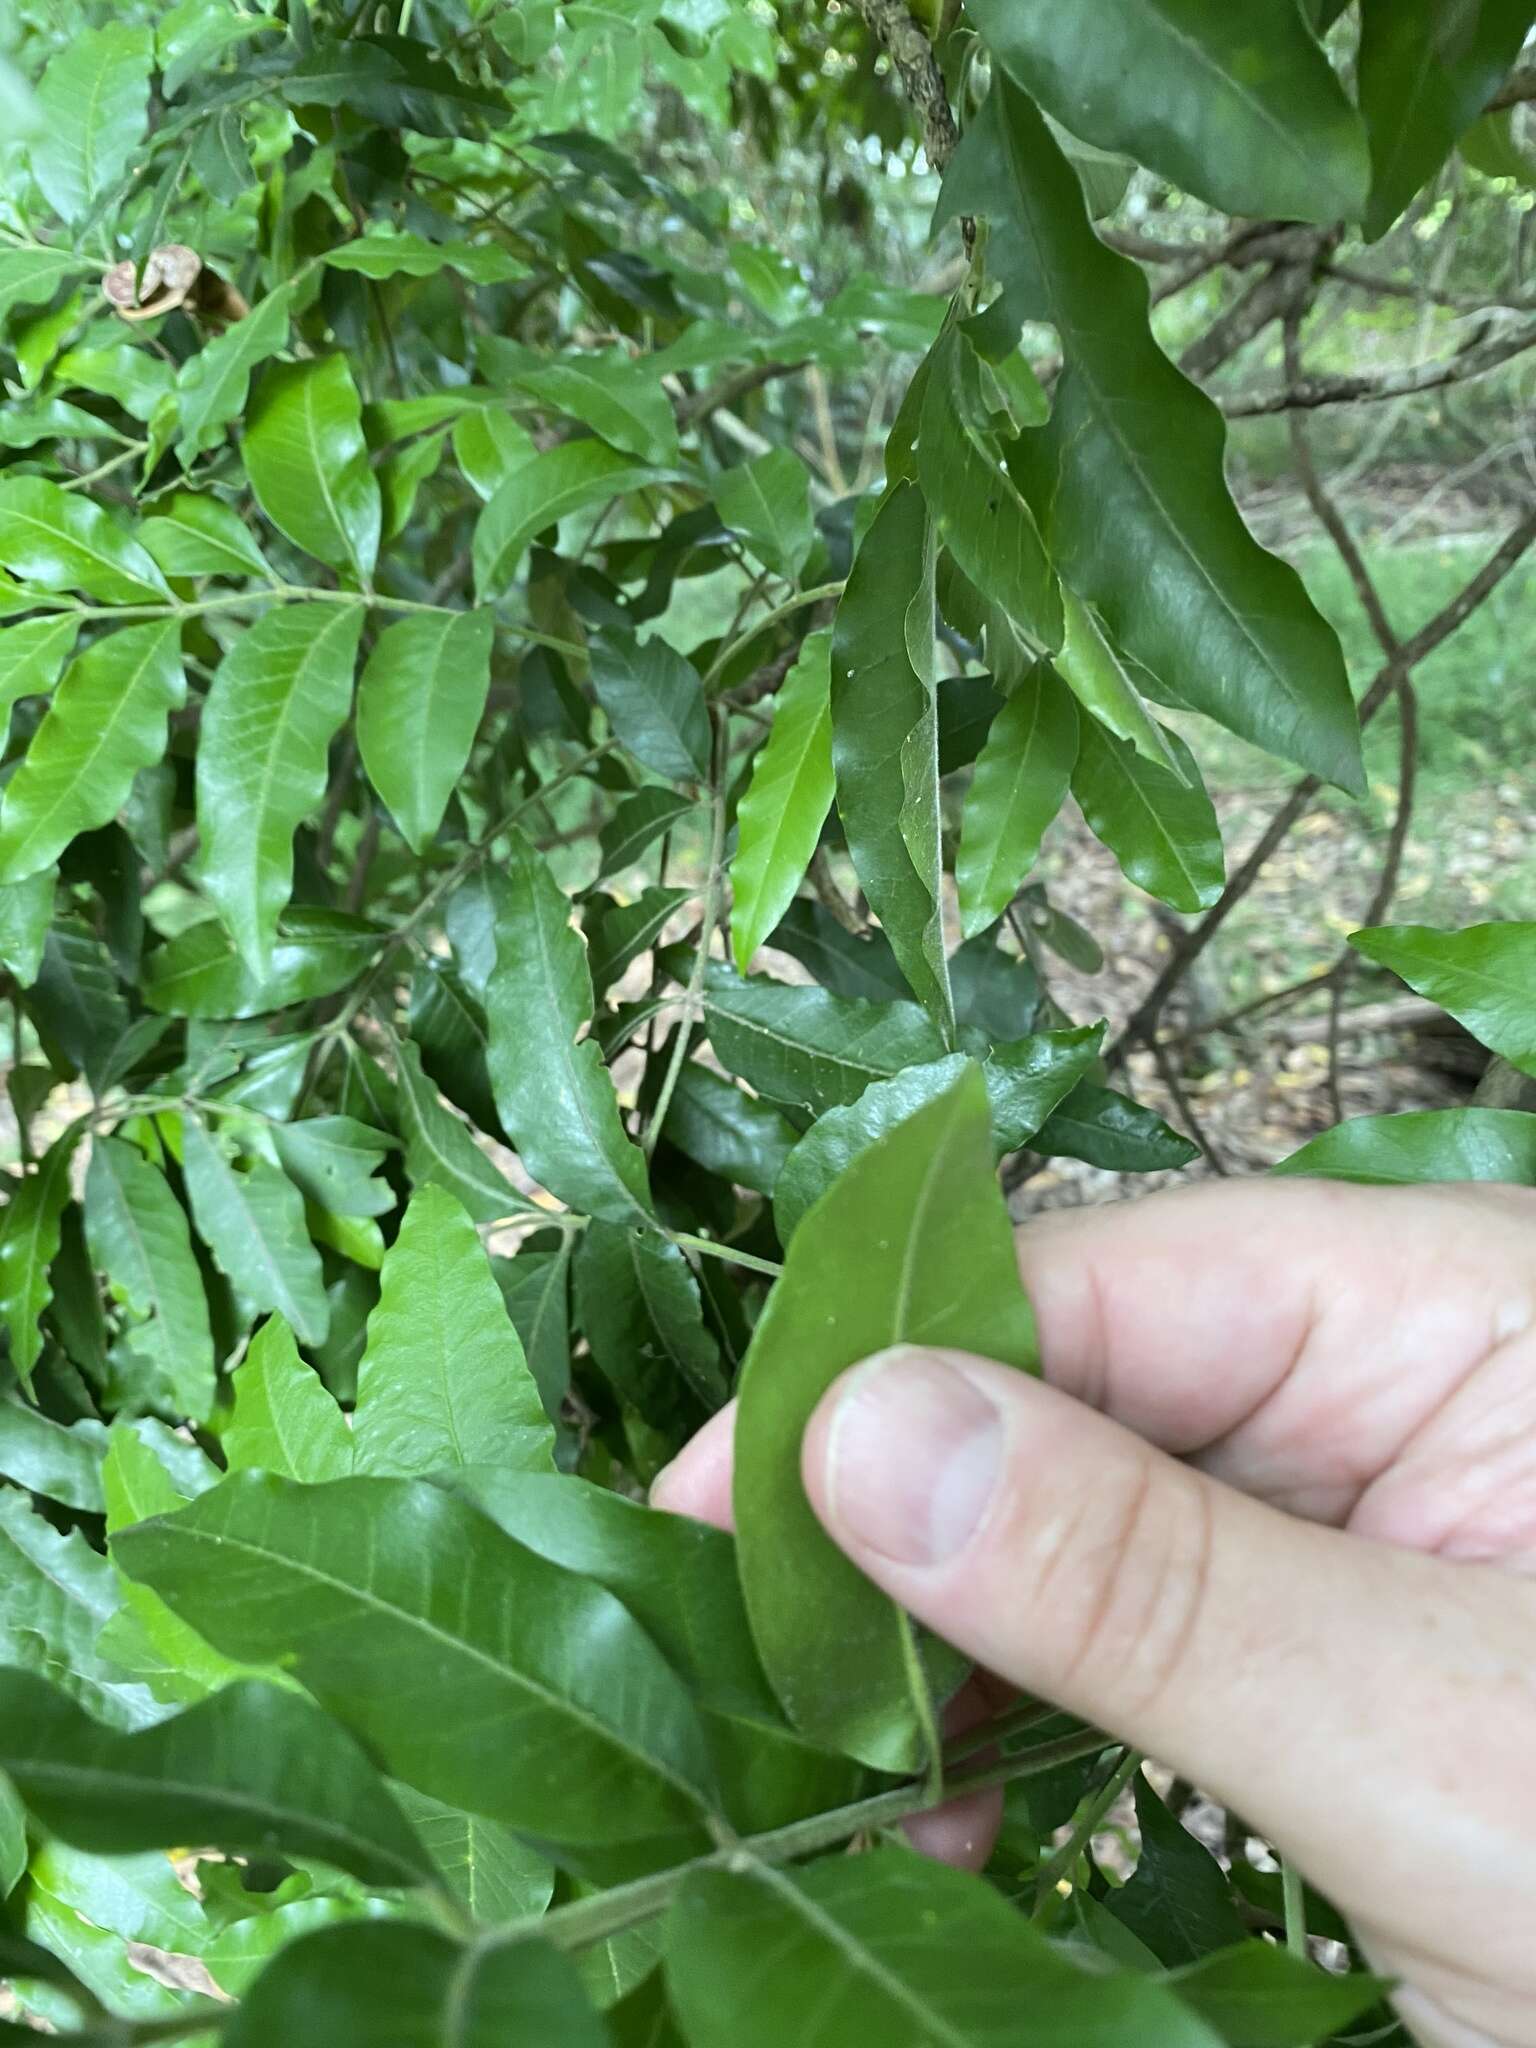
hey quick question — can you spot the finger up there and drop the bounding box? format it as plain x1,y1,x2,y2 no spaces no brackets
800,1343,1536,1958
1017,1179,1536,1525
650,1400,737,1528
651,1401,1004,1867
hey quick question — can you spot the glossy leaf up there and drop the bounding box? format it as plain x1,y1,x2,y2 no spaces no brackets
0,1399,105,1511
832,480,953,1038
0,1123,81,1388
965,0,1368,225
396,1787,554,1924
224,1921,605,2048
0,1670,431,1889
325,230,524,283
0,248,88,328
354,1185,554,1478
1349,921,1536,1073
30,24,153,224
586,887,691,997
1358,0,1533,236
591,628,711,784
269,1116,396,1218
144,908,383,1018
485,827,654,1222
700,961,948,1116
0,614,78,718
1035,1081,1199,1171
84,1136,216,1422
667,1848,1221,2048
598,787,699,880
1110,1775,1248,1966
225,1316,353,1482
941,80,1363,793
115,1471,718,1845
177,286,293,460
576,1220,726,1428
180,1113,329,1347
731,628,835,970
714,449,814,581
918,325,1060,649
244,358,381,582
195,603,365,977
1169,1943,1389,2048
139,493,273,581
0,868,54,988
735,1066,1035,1770
474,441,662,601
480,339,678,464
28,916,128,1090
394,1035,530,1224
0,477,169,605
357,609,495,854
0,620,185,885
1072,714,1224,915
1054,590,1182,777
0,1490,155,1728
956,663,1079,939
1273,1106,1536,1184
661,1062,798,1197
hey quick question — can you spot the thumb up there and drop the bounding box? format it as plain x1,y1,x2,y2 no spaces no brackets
799,1346,1535,1939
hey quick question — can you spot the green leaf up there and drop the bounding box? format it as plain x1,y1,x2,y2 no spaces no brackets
325,230,525,283
143,908,383,1019
180,1112,329,1347
269,1116,396,1218
0,1671,432,1890
0,248,90,329
731,629,835,971
452,405,534,501
395,1787,554,1924
773,1026,1100,1243
244,358,381,582
394,1036,530,1224
479,340,679,464
661,1063,798,1197
0,869,54,988
591,628,711,784
0,1490,156,1728
354,1185,554,1478
1072,714,1224,915
224,1922,605,2048
494,1243,572,1424
575,1221,726,1428
767,900,912,1003
485,826,654,1222
1358,0,1533,237
1349,921,1536,1073
28,916,128,1090
225,1316,354,1482
176,287,294,461
917,326,1060,649
941,80,1363,793
586,888,691,997
714,449,814,581
140,493,273,581
0,1123,81,1389
281,34,508,136
1053,591,1183,777
474,441,664,601
1272,1107,1536,1185
0,477,170,605
0,620,185,885
598,786,699,881
115,1471,718,1846
29,24,153,224
1169,1944,1389,2048
965,0,1368,224
380,426,449,542
832,482,952,1037
700,960,948,1116
735,1066,1035,1770
194,603,365,977
357,608,495,854
667,1848,1223,2048
1035,1080,1198,1171
1110,1775,1247,1966
84,1136,216,1423
0,1401,103,1534
956,663,1078,939
0,614,79,721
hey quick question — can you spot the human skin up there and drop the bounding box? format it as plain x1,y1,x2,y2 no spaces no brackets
651,1180,1536,2048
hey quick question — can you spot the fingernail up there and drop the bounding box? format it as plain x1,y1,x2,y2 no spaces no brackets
817,1348,1004,1568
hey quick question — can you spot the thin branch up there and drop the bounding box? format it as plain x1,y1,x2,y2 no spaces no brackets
853,0,961,173
1178,258,1314,381
1149,1034,1228,1175
679,358,808,427
1223,317,1536,416
1112,507,1536,1063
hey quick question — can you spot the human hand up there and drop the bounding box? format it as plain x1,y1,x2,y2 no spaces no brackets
652,1179,1536,2048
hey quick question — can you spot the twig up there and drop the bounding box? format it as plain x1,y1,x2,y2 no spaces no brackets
1031,1748,1141,1913
1149,1034,1227,1175
1223,317,1536,416
1178,258,1316,381
679,359,808,427
643,719,728,1158
808,847,866,935
1111,507,1536,1063
852,0,961,172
